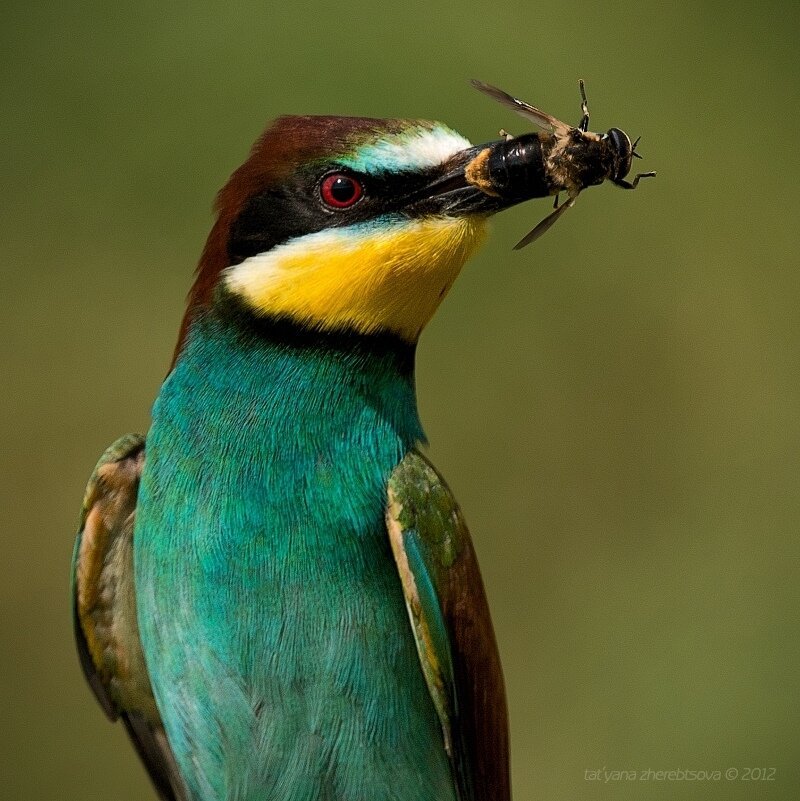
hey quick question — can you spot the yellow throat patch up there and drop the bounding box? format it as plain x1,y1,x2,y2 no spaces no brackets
224,215,488,342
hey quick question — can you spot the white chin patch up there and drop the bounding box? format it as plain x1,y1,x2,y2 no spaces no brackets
339,125,472,175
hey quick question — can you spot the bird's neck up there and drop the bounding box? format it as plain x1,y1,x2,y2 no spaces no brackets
158,297,425,456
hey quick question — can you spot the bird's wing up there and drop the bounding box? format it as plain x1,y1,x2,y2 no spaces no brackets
386,450,510,801
72,434,187,801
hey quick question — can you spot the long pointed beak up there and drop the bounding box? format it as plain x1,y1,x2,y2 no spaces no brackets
405,135,546,217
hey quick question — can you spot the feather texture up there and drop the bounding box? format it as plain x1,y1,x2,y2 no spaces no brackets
387,451,510,801
134,308,458,801
72,434,188,801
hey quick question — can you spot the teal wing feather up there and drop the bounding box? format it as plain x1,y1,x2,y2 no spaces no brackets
386,450,511,801
72,434,187,801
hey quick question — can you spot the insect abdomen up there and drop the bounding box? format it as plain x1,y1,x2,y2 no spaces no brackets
485,133,551,201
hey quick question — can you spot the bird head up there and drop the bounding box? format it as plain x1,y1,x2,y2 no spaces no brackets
176,115,521,359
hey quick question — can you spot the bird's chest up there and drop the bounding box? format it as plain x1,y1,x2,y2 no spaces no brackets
134,386,451,800
133,330,425,691
131,323,454,801
136,371,405,638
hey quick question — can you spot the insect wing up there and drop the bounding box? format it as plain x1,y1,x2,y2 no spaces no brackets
471,80,572,137
513,196,578,250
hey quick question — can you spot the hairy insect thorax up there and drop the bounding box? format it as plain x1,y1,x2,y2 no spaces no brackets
540,131,612,194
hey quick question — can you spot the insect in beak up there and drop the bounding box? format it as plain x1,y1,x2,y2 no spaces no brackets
471,79,656,248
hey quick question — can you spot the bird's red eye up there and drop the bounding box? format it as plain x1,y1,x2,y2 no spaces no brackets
320,174,363,208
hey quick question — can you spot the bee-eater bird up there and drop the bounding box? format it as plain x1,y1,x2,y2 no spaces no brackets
72,112,556,801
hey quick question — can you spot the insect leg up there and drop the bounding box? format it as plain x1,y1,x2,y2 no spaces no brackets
578,79,590,132
498,128,514,141
613,171,657,189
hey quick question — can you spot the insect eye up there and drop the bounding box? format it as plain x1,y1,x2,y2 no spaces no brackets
320,173,363,209
606,128,631,158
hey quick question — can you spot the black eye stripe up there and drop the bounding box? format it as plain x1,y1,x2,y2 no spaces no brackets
227,164,449,264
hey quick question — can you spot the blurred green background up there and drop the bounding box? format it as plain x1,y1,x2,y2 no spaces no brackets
2,1,799,799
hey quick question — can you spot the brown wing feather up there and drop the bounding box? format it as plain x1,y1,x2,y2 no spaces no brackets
72,434,188,801
442,524,510,800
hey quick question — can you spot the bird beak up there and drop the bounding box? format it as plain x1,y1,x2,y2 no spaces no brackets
405,139,534,218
